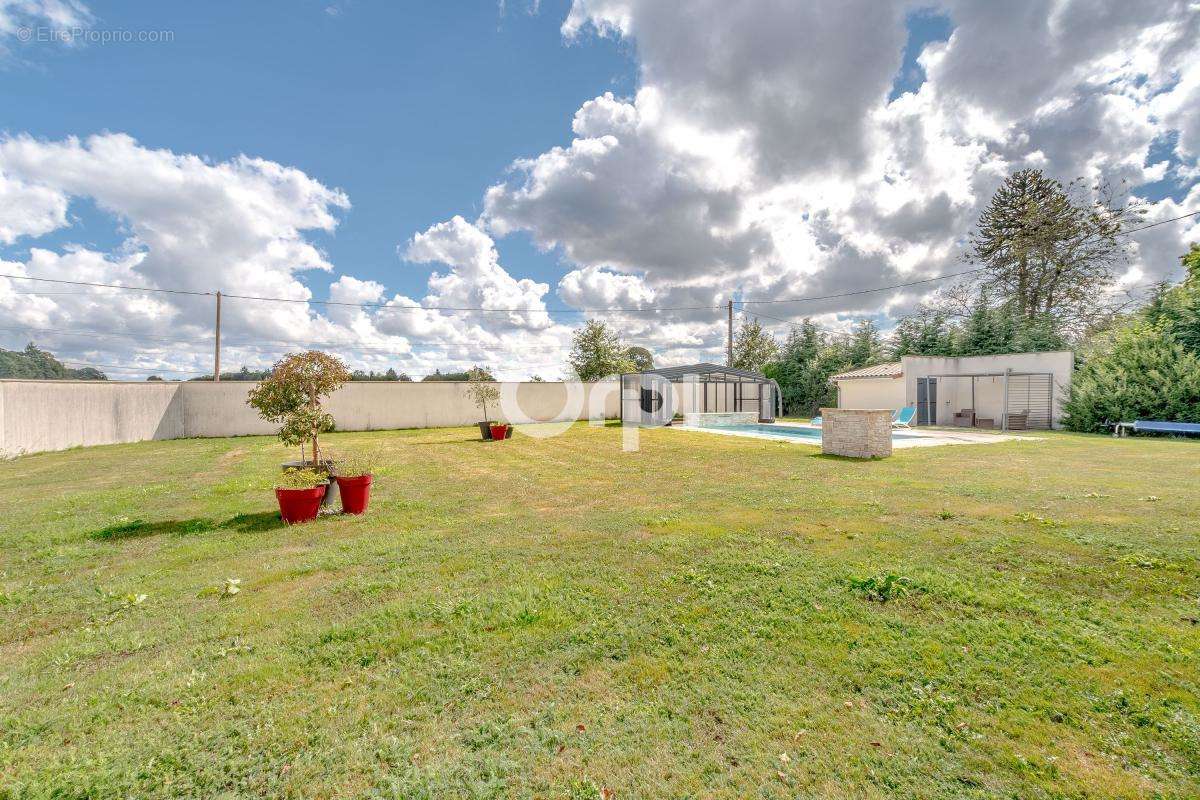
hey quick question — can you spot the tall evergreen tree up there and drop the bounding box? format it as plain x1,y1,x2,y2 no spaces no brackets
1063,321,1200,432
1145,244,1200,356
764,320,838,416
846,320,884,367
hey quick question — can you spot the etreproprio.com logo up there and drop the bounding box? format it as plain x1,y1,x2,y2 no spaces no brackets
17,26,175,45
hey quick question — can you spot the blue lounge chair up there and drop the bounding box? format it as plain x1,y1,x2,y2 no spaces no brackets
893,407,916,428
809,415,822,426
1114,420,1200,437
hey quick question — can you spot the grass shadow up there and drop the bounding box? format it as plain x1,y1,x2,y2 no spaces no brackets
90,511,285,541
807,452,887,462
90,518,216,540
220,511,285,533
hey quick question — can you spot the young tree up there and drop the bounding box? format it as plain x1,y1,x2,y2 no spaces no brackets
567,320,634,380
464,366,500,422
731,317,780,373
970,169,1143,333
246,351,350,465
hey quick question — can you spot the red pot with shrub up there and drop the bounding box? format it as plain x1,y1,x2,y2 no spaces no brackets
275,469,327,524
333,450,378,515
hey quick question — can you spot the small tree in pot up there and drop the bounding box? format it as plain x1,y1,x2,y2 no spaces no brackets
247,351,350,467
464,366,503,440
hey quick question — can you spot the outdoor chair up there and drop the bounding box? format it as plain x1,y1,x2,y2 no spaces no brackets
893,407,916,428
809,415,822,426
954,408,975,427
1006,410,1030,430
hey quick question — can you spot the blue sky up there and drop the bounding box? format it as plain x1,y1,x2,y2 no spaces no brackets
3,1,636,303
1,1,1197,379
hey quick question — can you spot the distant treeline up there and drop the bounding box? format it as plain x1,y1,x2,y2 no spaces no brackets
188,367,414,382
420,366,495,382
0,344,107,380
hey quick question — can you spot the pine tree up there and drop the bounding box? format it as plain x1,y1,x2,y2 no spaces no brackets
971,169,1141,333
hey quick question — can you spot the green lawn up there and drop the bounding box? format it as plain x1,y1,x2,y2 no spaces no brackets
1,424,1198,799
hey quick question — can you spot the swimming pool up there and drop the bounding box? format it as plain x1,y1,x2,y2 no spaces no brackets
710,423,823,440
671,418,1033,449
683,422,932,443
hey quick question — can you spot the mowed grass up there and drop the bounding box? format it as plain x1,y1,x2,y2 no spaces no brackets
1,424,1198,799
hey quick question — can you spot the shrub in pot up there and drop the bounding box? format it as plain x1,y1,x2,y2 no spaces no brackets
247,351,350,506
274,469,327,525
332,450,378,515
465,367,501,440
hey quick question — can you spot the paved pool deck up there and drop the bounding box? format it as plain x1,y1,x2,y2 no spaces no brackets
672,421,1040,449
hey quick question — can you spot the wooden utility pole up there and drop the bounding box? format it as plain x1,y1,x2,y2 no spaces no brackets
214,291,222,383
727,299,734,366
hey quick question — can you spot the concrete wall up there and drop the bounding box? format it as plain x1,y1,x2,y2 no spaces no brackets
836,376,907,413
0,379,622,458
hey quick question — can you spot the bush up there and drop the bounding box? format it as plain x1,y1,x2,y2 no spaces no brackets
274,469,327,490
1063,321,1200,432
332,450,380,478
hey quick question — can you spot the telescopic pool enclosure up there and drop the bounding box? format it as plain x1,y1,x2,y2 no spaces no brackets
620,363,782,424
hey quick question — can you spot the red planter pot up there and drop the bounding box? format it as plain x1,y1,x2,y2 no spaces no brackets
489,424,510,440
275,485,326,525
335,474,373,515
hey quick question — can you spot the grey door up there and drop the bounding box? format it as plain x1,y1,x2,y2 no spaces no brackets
917,377,937,425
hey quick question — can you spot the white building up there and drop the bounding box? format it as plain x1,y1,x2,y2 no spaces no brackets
831,351,1074,430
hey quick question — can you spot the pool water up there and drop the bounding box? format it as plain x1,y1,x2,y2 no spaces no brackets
693,423,928,442
711,423,822,440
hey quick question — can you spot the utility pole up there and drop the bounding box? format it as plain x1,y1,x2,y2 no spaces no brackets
727,299,734,367
214,291,222,383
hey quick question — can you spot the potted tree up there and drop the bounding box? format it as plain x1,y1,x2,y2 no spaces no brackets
465,367,506,440
247,351,351,506
332,450,378,515
274,468,327,525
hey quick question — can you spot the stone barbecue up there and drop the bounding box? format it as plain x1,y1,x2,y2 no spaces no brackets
820,408,893,458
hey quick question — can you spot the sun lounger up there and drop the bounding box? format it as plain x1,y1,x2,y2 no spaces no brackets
1114,420,1200,437
893,407,916,428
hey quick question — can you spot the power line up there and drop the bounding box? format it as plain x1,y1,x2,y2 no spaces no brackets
220,292,721,314
1118,209,1200,235
0,322,572,356
0,273,212,297
3,207,1195,315
738,268,986,305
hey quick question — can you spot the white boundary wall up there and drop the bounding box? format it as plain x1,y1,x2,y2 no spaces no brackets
0,380,621,458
